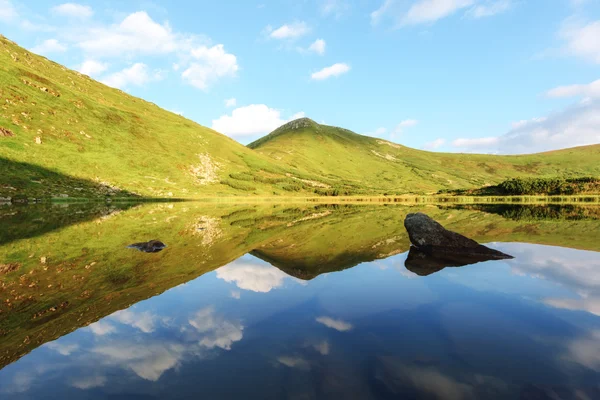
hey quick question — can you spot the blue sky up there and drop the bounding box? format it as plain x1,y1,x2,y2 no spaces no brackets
1,0,599,153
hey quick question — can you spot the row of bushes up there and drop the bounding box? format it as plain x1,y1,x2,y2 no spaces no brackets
497,177,599,195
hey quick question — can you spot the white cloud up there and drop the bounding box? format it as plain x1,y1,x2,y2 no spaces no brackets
78,60,108,77
31,39,67,54
451,100,600,153
311,62,350,80
76,11,195,58
70,375,107,389
400,0,475,26
393,119,418,135
452,136,499,149
316,316,353,331
560,18,600,64
308,38,326,55
0,0,17,22
225,97,237,107
211,104,303,137
289,111,306,120
52,3,93,18
45,341,79,356
101,63,162,89
371,0,394,26
87,320,116,336
230,290,241,299
216,261,292,292
268,22,310,39
189,306,244,350
320,0,349,18
423,138,446,150
396,119,418,129
20,19,56,32
546,78,600,99
465,0,512,19
368,127,388,137
110,309,157,333
167,109,184,116
181,44,238,90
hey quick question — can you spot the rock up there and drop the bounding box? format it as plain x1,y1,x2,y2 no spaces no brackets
403,212,513,261
127,239,167,253
0,263,21,274
0,127,14,137
405,247,511,276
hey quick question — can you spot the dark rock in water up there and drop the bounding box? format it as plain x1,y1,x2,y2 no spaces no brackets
403,212,512,275
127,239,167,253
405,247,509,276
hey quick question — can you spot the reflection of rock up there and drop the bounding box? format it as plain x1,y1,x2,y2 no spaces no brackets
127,239,167,253
403,213,512,272
405,247,511,276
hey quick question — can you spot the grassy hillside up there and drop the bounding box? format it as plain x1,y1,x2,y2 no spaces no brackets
249,118,600,195
0,35,325,200
1,34,598,199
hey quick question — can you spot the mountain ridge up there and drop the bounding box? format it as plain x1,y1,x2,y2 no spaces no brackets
1,34,598,199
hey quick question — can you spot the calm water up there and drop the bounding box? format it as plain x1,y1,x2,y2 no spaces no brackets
0,202,599,399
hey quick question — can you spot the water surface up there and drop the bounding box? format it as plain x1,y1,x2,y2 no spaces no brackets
0,202,599,399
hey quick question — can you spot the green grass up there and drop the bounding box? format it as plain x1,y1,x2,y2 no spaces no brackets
249,118,600,195
1,35,599,200
0,36,318,199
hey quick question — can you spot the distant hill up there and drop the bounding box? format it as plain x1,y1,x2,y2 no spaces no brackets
249,118,600,195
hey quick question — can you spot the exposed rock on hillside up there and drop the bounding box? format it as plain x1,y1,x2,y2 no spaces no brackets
403,212,513,275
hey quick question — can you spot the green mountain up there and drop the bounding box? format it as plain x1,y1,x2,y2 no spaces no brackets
249,118,600,195
0,35,322,200
1,35,599,199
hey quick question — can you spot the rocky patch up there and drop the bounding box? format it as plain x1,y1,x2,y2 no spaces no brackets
127,239,167,253
0,127,14,137
190,154,221,185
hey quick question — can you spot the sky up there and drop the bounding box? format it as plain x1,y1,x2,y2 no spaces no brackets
1,0,599,153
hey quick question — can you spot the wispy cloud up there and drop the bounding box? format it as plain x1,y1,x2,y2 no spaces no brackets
267,21,310,40
316,316,353,331
51,3,93,18
311,63,350,80
31,39,67,54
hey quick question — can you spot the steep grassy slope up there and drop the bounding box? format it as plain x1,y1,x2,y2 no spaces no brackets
249,118,600,195
0,36,319,199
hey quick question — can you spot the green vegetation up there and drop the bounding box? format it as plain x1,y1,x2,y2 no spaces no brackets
0,36,321,200
440,177,600,196
1,35,599,200
250,119,600,195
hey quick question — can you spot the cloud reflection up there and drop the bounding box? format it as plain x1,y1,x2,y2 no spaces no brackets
189,306,244,350
316,316,353,331
216,260,297,293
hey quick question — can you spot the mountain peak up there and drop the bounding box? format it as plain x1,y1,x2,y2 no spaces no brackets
276,117,318,132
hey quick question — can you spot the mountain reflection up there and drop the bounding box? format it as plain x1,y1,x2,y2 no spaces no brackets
0,202,599,399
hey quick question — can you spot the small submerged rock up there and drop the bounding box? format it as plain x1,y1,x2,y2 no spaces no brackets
127,239,167,253
403,212,512,274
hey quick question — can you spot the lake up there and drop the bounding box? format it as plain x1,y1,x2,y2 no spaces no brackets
0,202,599,399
